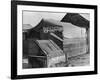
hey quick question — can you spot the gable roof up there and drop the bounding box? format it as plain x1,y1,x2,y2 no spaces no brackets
61,13,89,29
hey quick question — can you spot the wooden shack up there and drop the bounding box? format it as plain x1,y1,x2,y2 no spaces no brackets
28,40,65,68
23,19,66,68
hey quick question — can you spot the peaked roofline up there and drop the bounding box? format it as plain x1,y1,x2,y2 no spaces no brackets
29,19,63,32
61,13,89,29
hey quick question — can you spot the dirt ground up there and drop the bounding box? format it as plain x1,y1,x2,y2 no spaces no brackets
63,38,89,67
67,53,90,67
52,53,90,67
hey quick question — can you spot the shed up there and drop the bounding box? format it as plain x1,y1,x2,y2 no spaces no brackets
23,19,65,68
28,39,66,68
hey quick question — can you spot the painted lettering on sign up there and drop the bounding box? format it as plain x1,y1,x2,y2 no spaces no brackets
43,26,63,33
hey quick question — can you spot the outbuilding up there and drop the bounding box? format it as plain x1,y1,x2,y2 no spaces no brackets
23,19,66,68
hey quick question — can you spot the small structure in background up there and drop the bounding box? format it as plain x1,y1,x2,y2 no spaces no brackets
23,24,33,58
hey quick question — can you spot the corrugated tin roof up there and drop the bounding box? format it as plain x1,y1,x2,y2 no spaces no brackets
36,40,64,59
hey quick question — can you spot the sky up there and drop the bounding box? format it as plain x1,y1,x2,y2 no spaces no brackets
23,11,66,27
23,11,89,38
